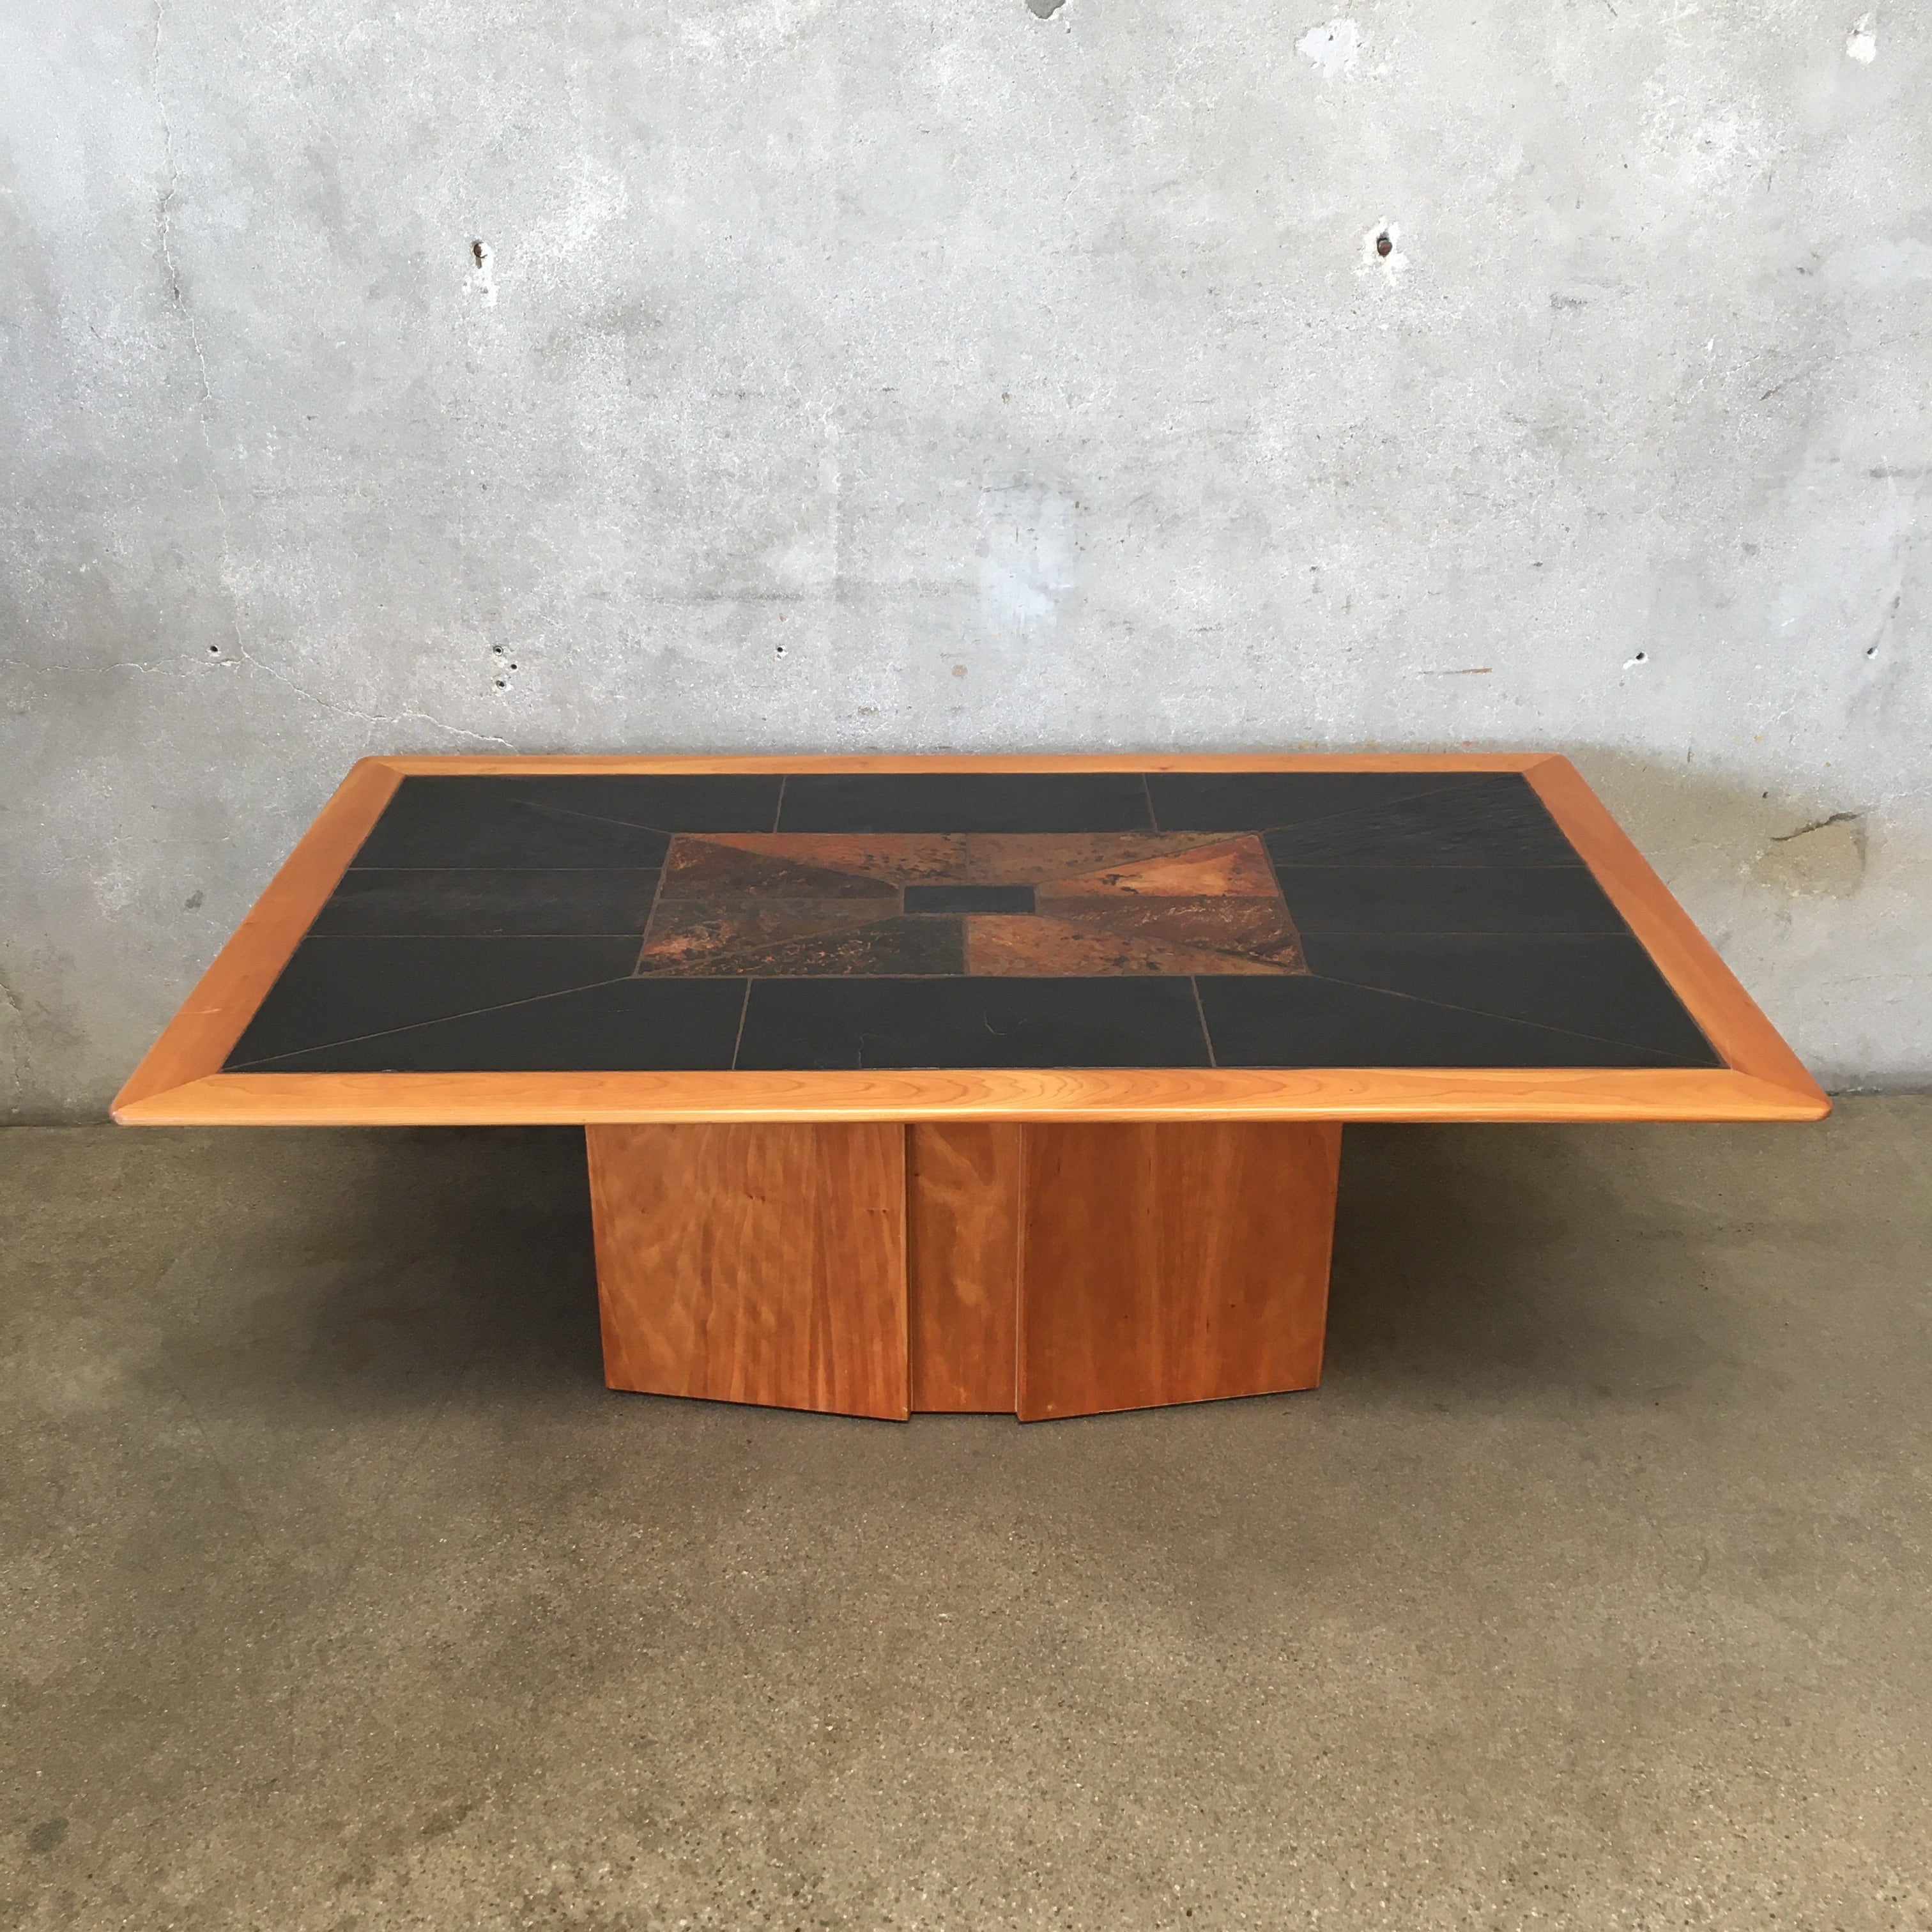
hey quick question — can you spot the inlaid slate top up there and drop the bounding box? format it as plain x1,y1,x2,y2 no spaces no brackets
222,769,1728,1075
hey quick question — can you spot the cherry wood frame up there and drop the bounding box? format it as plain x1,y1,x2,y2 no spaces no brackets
111,753,1829,1127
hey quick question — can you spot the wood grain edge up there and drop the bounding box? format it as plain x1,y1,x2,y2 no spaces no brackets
1522,756,1828,1119
376,751,1550,776
107,1064,1828,1126
111,758,406,1121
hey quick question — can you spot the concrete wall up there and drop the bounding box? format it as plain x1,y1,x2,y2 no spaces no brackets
2,0,1926,1117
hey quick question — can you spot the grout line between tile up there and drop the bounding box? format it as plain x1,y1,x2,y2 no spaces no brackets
227,974,647,1069
634,854,671,975
729,980,753,1070
1190,976,1218,1067
1297,971,1715,1065
1242,773,1511,839
348,824,784,873
509,801,679,838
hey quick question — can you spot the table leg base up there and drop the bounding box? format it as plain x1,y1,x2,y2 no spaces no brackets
588,1121,1340,1422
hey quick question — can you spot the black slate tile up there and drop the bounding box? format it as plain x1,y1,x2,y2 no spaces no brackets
351,782,669,868
903,884,1038,915
735,977,1210,1070
351,776,782,867
1261,775,1584,867
489,775,785,831
1196,976,1697,1070
310,870,662,937
224,937,643,1067
1270,863,1629,935
242,977,748,1073
1299,933,1721,1064
1147,771,1494,832
777,774,1154,834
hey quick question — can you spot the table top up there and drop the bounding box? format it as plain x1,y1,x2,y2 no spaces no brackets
113,755,1827,1126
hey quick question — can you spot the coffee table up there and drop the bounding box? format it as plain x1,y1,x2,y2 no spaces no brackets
114,755,1827,1421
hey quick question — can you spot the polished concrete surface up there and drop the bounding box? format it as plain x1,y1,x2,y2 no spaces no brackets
4,1103,1929,1929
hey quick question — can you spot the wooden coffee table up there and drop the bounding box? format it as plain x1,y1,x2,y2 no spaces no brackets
114,755,1826,1421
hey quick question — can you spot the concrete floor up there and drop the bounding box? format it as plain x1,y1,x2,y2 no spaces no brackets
3,1103,1929,1931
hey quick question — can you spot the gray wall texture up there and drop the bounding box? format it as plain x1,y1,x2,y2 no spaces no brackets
2,0,1926,1117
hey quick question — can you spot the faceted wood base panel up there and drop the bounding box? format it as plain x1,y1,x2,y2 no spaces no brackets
586,1122,909,1417
586,1120,1340,1422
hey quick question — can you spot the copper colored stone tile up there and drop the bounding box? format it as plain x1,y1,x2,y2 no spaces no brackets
1044,894,1306,971
660,838,898,901
963,832,1234,885
693,832,965,885
739,916,966,977
636,901,885,976
1036,836,1278,900
962,916,1296,977
645,829,1301,979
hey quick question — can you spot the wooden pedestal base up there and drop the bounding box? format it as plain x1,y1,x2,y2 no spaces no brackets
586,1121,1340,1422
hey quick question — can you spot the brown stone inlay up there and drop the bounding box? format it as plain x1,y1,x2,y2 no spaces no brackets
634,901,885,976
963,916,1294,977
712,916,965,979
1041,894,1303,970
693,833,965,886
636,831,1307,977
660,839,897,901
1036,838,1280,901
963,833,1232,886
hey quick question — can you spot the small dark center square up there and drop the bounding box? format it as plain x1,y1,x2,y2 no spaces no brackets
904,884,1038,916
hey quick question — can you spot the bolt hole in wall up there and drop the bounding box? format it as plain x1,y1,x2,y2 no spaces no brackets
1362,218,1403,275
468,238,497,307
